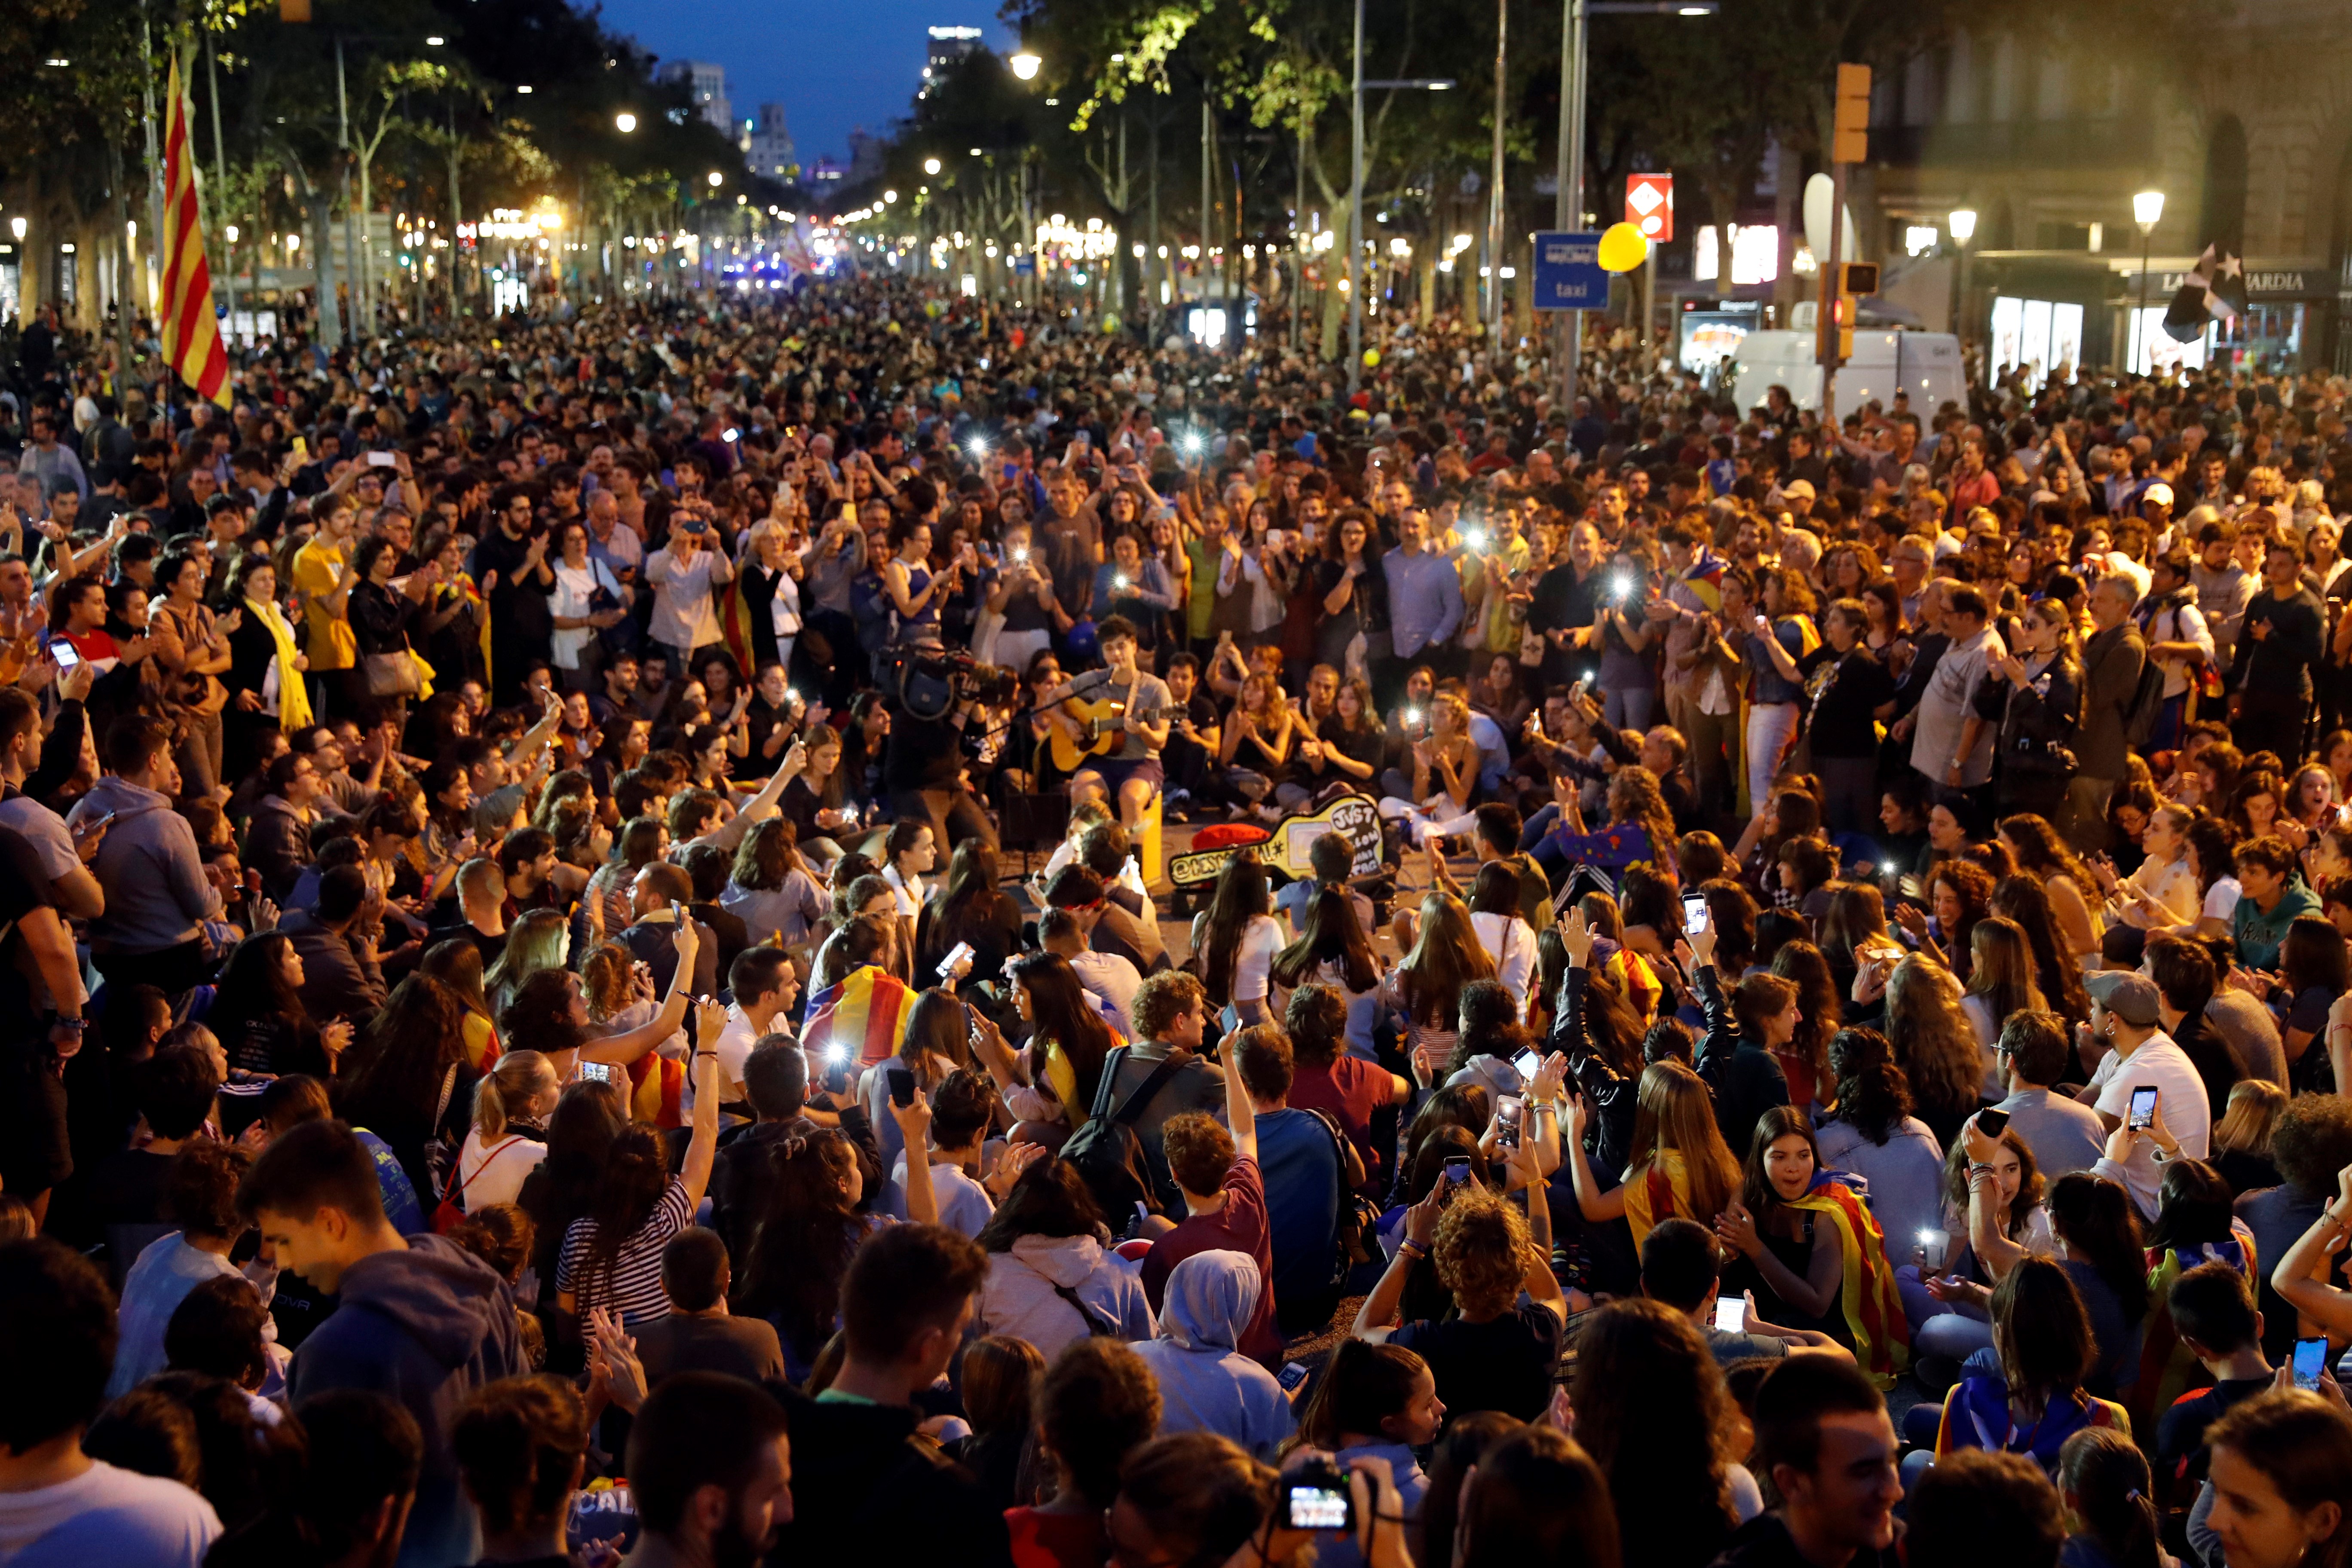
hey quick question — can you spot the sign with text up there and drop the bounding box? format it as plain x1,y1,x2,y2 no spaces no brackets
1626,173,1674,242
1168,793,1384,887
1532,232,1608,311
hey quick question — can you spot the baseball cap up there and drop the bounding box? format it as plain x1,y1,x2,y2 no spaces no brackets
2140,482,2175,508
1781,479,1816,501
2084,970,2161,1027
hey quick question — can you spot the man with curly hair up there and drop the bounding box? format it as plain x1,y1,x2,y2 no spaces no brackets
1348,1116,1570,1420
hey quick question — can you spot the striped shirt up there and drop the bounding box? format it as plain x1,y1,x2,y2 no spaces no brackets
556,1176,693,1325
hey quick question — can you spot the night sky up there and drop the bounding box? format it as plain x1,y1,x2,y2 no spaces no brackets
593,0,1016,171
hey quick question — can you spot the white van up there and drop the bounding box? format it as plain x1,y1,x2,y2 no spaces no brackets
1727,326,1964,416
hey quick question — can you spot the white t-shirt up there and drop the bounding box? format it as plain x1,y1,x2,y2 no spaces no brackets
1470,912,1537,1005
2202,876,2242,925
1069,948,1142,1040
2088,1034,2212,1219
547,557,622,669
883,864,926,919
456,1127,549,1212
0,1459,221,1568
1232,913,1283,1003
890,1153,996,1237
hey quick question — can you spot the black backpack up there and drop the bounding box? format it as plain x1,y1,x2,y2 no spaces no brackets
1062,1046,1189,1224
2122,650,2168,751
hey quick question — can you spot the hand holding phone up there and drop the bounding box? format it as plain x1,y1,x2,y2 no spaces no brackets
2128,1084,2160,1131
1682,893,1710,935
1714,1296,1748,1333
2294,1336,2330,1391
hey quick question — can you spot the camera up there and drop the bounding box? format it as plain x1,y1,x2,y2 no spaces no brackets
1280,1459,1355,1534
883,642,1020,721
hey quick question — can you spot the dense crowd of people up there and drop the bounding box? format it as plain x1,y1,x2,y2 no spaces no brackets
2,274,2352,1568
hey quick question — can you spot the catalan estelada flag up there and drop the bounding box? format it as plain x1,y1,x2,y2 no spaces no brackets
625,1051,685,1130
160,56,231,409
803,964,915,1070
1792,1173,1911,1388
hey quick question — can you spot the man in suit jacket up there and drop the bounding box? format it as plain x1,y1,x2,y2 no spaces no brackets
619,862,720,997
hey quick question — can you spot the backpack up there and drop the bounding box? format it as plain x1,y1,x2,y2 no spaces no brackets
1062,1045,1189,1223
2122,650,2168,751
431,1133,525,1234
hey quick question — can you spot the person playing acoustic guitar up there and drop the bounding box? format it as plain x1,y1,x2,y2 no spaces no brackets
1035,614,1171,834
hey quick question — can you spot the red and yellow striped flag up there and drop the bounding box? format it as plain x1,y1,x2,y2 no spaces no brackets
160,56,230,409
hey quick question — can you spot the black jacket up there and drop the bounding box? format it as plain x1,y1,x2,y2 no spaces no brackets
771,1382,1014,1568
1695,964,1795,1162
1972,652,2081,797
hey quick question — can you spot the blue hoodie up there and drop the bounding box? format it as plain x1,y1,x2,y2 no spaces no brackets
66,773,220,954
1131,1250,1294,1459
287,1234,524,1568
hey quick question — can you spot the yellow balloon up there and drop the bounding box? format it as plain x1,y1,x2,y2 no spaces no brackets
1597,222,1649,273
1362,348,1381,368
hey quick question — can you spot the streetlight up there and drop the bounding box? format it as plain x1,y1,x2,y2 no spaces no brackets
1348,0,1456,391
425,35,444,46
1010,51,1041,80
708,172,723,188
924,157,942,176
1552,0,1718,404
615,111,637,133
2134,188,2165,373
1947,206,1976,352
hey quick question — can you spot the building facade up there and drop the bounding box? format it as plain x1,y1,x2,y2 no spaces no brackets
1857,2,2352,377
664,61,733,140
748,103,795,181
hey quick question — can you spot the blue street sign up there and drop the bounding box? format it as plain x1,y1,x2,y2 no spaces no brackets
1013,255,1036,275
1532,231,1606,311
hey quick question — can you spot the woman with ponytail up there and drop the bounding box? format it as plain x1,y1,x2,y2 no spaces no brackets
2057,1427,2169,1568
454,1051,560,1213
1293,1338,1443,1548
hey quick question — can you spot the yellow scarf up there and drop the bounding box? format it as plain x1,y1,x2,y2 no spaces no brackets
245,595,313,730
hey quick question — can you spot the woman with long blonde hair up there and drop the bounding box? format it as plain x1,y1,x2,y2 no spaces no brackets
1217,670,1298,820
1379,691,1483,848
1383,891,1497,1087
1562,1060,1742,1249
453,1050,559,1214
1960,916,2046,1096
485,909,571,1019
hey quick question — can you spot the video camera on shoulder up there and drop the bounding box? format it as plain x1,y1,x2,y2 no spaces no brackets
883,641,1019,721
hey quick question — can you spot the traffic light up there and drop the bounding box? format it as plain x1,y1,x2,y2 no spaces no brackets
1841,261,1879,296
1829,262,1876,362
1833,63,1871,165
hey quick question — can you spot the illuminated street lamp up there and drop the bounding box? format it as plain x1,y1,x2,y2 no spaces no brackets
924,157,942,176
615,111,637,133
1010,51,1041,80
1946,207,1976,350
707,172,723,188
2132,188,2165,371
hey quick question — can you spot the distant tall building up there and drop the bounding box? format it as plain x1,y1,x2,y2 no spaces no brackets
845,128,888,185
662,61,733,138
747,103,795,181
922,25,982,94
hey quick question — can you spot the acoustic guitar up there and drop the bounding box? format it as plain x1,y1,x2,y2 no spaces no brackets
1045,693,1169,772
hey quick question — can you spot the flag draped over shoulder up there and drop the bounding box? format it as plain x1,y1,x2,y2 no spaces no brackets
1792,1173,1911,1387
803,964,914,1069
161,57,231,409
